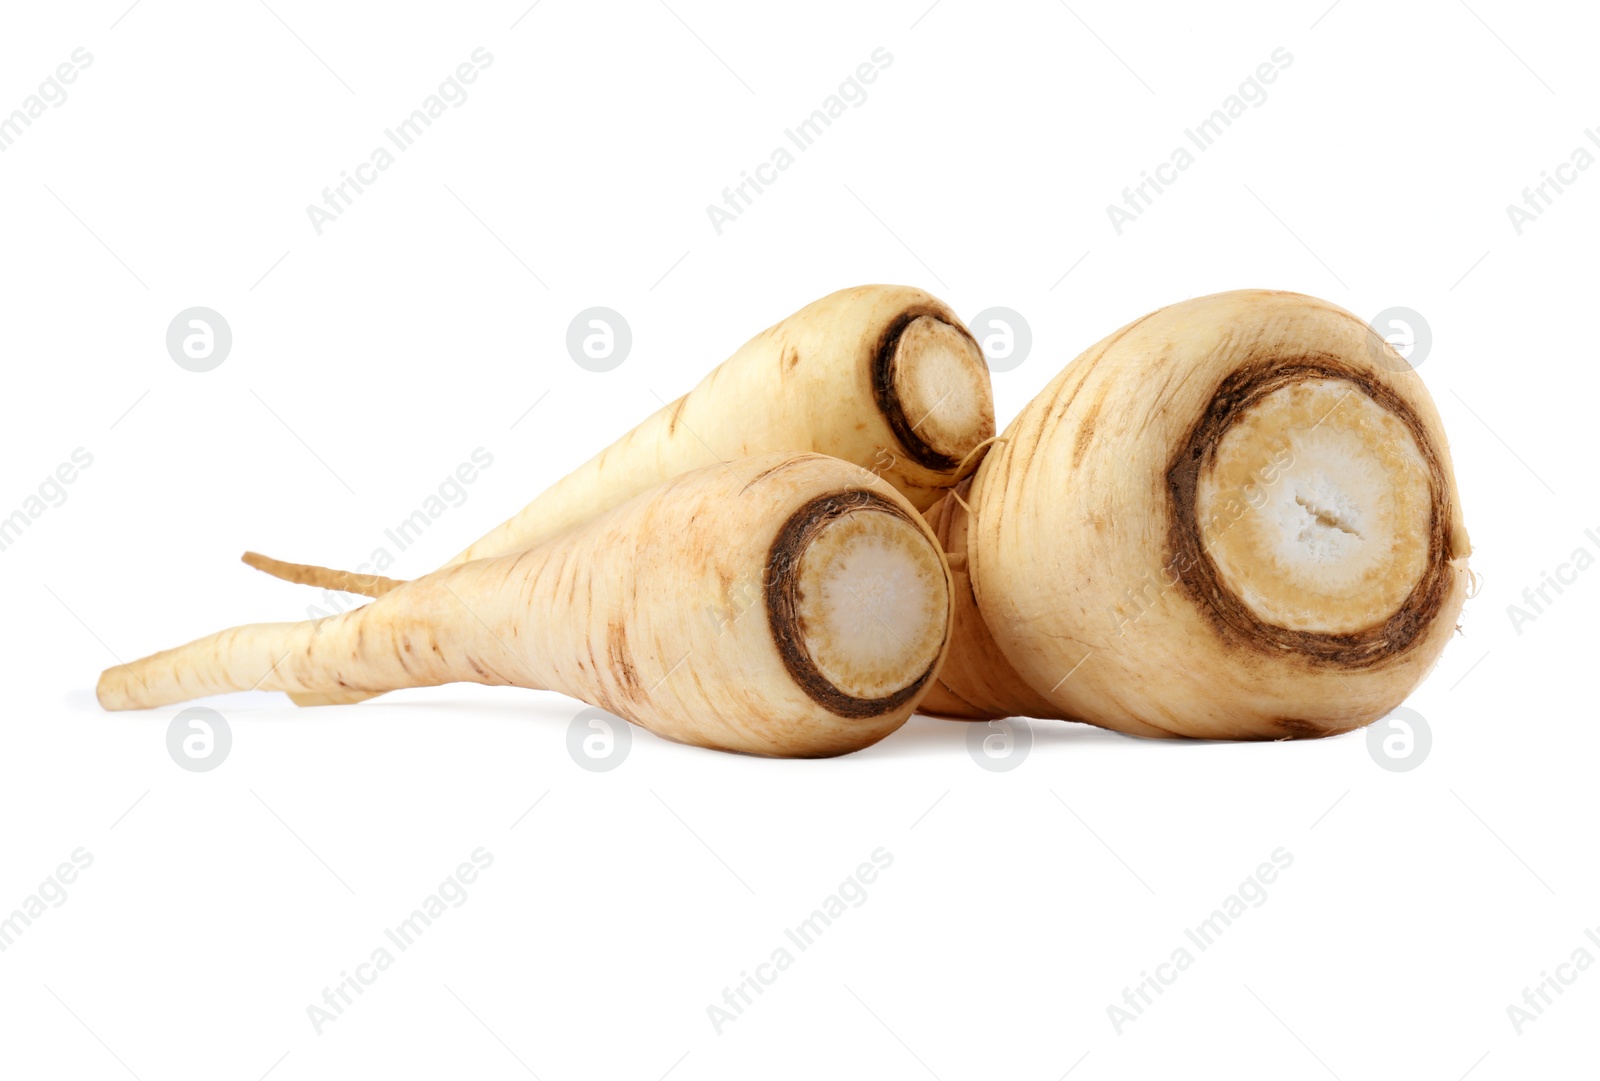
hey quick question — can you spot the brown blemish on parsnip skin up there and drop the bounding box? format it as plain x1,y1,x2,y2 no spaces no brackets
1165,354,1454,676
765,489,940,719
606,619,642,701
745,458,801,489
870,309,974,472
1072,396,1102,468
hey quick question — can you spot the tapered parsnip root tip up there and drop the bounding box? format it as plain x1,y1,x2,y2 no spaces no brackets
941,290,1471,740
241,551,404,598
238,552,405,707
95,667,132,711
99,454,954,758
875,313,995,472
767,491,949,716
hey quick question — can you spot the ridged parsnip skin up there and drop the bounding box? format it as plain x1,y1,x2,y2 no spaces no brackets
931,290,1472,740
99,454,954,758
448,284,994,566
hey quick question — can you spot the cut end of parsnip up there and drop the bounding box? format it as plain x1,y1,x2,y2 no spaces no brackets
1197,378,1433,634
766,492,950,718
884,315,995,470
949,290,1470,740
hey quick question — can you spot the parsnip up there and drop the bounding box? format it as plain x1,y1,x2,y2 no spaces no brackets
919,290,1472,739
99,454,953,758
265,282,992,707
456,283,993,563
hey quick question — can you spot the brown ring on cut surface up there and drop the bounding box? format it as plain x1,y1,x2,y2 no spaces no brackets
1165,354,1454,668
765,489,943,718
871,309,971,472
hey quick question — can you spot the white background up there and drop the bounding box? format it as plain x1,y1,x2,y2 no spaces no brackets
1,0,1594,1077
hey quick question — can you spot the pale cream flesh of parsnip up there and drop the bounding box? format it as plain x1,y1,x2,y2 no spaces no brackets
1197,377,1433,635
98,454,953,758
917,290,1471,740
